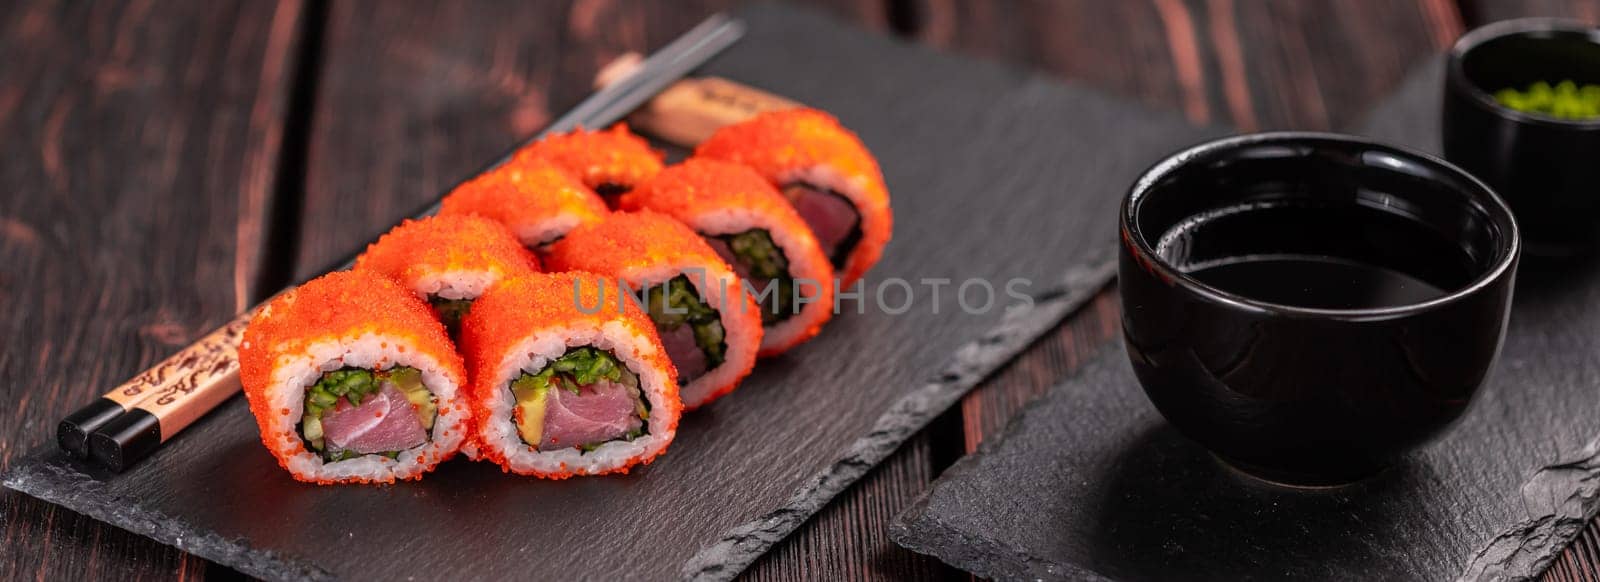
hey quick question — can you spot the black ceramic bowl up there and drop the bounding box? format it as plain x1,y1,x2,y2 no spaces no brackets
1443,19,1600,256
1119,132,1520,486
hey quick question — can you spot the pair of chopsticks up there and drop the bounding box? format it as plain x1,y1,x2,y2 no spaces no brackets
57,13,748,472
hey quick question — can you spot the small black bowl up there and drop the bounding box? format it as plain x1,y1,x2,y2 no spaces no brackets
1119,132,1520,486
1443,19,1600,256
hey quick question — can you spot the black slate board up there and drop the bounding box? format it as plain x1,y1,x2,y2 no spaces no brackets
0,4,1225,581
891,56,1600,581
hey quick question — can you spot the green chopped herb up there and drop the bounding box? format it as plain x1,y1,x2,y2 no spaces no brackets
519,347,633,394
726,229,787,279
692,320,727,370
719,229,798,324
1494,80,1600,120
642,276,728,372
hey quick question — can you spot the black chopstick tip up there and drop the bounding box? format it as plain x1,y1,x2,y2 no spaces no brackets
88,409,162,473
57,398,128,458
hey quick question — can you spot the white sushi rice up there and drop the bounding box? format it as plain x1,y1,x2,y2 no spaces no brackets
259,333,468,483
408,269,502,301
690,207,835,354
776,165,878,214
478,321,678,476
509,213,587,249
613,261,761,408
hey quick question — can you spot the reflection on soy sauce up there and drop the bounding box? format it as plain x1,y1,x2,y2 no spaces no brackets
1159,199,1476,310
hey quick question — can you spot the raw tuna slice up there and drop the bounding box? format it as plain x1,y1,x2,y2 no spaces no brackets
322,383,428,454
706,238,768,290
539,380,644,451
658,323,709,382
787,186,859,259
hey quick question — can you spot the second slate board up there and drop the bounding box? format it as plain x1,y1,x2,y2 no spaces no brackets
0,4,1224,581
891,57,1600,581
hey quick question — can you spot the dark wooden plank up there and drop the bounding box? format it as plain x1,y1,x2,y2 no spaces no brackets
905,0,1205,122
1209,0,1460,129
1462,0,1599,25
0,0,305,580
1547,516,1600,582
908,0,1461,130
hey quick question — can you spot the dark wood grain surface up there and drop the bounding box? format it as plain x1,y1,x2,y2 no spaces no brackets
0,1,306,579
3,0,1599,580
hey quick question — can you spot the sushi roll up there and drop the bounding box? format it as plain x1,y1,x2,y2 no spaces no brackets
239,271,469,484
462,272,682,477
438,156,608,251
353,214,540,337
622,159,835,356
696,108,892,286
545,211,762,408
515,124,664,208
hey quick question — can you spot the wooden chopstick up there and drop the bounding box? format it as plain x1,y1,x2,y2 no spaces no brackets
86,314,254,471
61,13,747,472
596,51,802,145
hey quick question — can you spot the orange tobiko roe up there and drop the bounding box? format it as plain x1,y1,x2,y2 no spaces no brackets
514,124,664,205
353,214,540,296
694,108,892,286
545,210,730,277
622,159,835,356
458,272,682,478
619,158,815,228
438,156,608,248
238,270,466,484
544,211,763,408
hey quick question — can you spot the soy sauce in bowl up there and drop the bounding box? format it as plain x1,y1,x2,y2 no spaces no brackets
1156,200,1476,310
1119,133,1520,486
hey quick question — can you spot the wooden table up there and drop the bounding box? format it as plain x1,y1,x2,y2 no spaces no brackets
3,1,1598,579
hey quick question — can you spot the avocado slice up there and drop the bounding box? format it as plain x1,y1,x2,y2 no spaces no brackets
302,415,324,450
511,373,550,446
385,367,437,431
